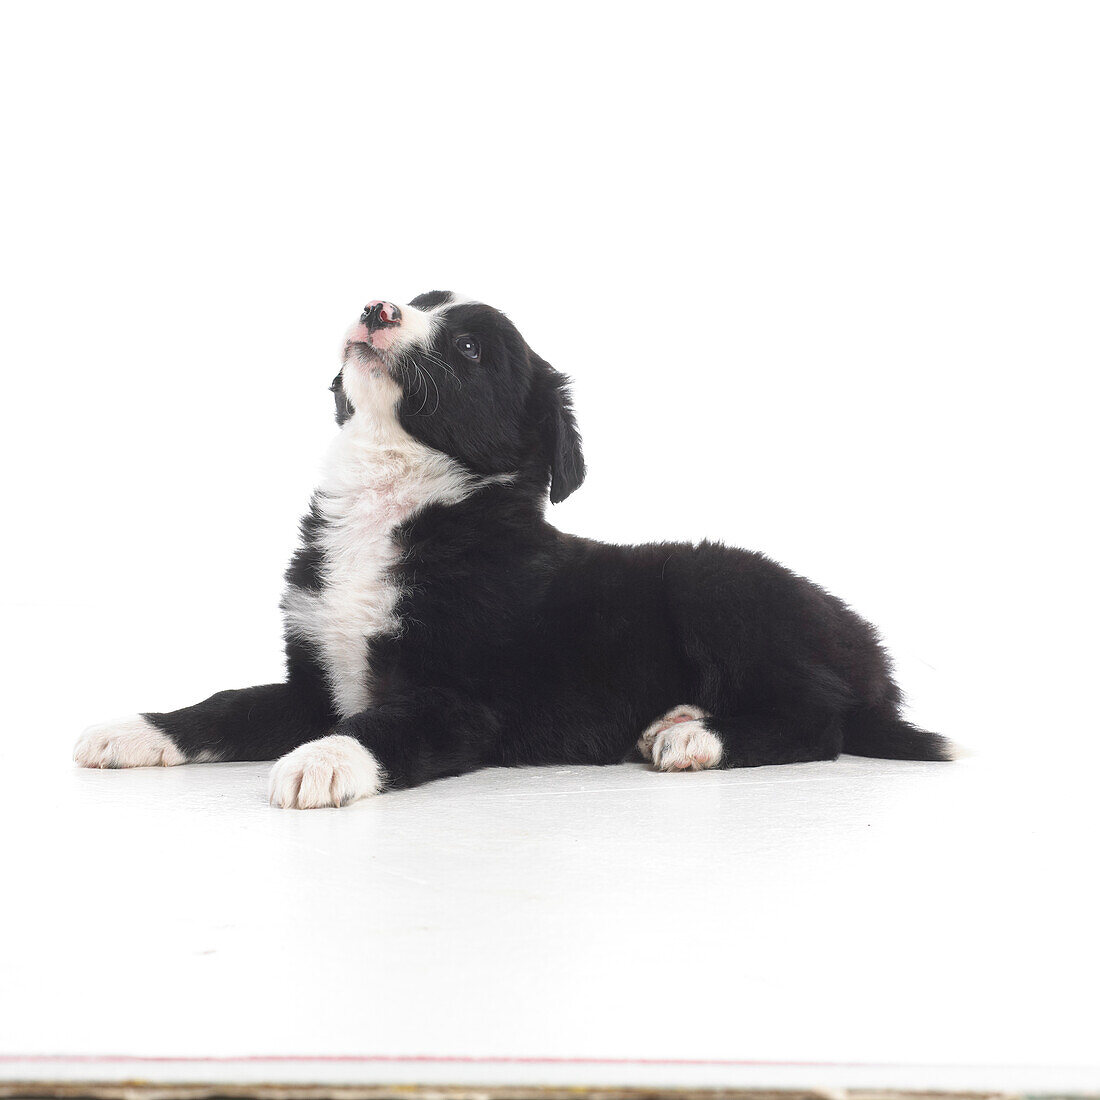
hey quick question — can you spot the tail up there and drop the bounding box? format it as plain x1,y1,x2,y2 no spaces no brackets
843,709,954,761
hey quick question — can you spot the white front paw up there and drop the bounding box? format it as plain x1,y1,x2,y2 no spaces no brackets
268,734,384,809
74,716,186,768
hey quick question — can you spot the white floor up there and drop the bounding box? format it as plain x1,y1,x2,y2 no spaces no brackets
1,604,1098,1095
3,729,1099,1093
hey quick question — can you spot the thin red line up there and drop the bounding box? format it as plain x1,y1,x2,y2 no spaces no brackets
0,1055,1095,1071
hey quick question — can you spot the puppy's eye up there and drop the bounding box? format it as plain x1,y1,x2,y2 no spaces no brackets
455,335,480,361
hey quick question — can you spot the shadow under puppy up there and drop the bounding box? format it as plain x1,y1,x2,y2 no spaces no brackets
75,291,952,807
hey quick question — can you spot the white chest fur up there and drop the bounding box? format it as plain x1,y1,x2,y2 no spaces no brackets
281,414,478,719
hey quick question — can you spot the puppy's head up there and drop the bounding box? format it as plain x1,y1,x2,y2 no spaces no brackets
332,291,584,504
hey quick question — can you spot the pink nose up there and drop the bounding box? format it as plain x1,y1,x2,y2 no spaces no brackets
361,300,401,328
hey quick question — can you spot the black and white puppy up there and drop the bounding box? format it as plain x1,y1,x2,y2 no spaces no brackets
75,292,951,807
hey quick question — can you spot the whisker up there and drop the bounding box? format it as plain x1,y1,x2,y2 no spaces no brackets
420,360,441,415
420,349,462,388
400,352,435,416
414,363,430,415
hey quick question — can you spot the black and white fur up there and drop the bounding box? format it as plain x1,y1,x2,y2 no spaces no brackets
75,291,951,808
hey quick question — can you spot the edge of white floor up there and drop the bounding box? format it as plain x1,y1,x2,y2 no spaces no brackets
2,1055,1100,1094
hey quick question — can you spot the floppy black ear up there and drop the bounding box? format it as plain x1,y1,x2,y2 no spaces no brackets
330,372,354,425
536,358,586,504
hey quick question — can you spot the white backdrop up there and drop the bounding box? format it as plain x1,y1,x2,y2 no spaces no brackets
1,2,1097,759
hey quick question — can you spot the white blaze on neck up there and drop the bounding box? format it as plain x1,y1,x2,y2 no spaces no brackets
281,382,481,719
284,293,499,719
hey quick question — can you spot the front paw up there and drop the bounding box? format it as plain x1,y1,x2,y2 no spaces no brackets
268,734,384,809
74,716,186,768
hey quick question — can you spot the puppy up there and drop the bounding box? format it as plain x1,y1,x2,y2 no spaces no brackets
75,292,951,807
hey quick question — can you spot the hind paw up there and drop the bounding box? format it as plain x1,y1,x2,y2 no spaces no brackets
638,705,723,771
